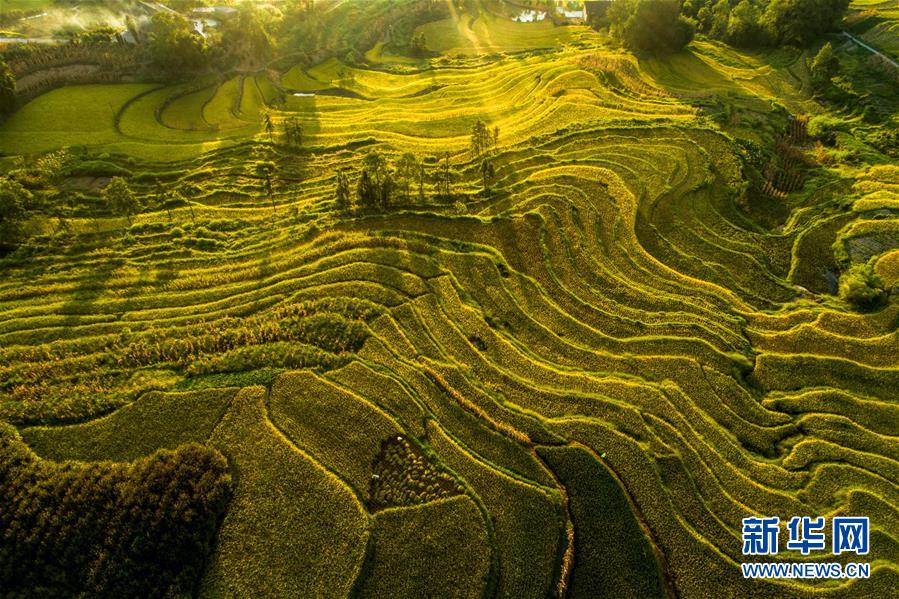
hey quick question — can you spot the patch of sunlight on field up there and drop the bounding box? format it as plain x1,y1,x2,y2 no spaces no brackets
638,42,815,115
850,0,899,57
0,0,56,11
281,65,332,91
0,83,156,154
0,79,255,160
301,58,438,98
875,249,899,287
365,41,423,65
416,10,586,56
639,49,750,94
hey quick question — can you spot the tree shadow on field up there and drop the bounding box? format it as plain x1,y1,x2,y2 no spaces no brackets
256,249,274,282
637,49,739,96
281,81,323,147
271,83,323,204
112,258,181,316
59,257,125,326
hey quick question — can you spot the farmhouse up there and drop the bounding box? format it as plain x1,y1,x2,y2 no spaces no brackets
117,2,178,44
513,10,547,23
554,0,612,22
190,6,238,38
192,6,239,20
555,5,585,21
116,4,237,44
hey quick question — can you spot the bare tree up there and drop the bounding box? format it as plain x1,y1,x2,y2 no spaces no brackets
335,169,352,211
417,161,426,202
470,119,492,160
438,152,452,198
263,111,274,142
255,161,276,212
395,152,419,201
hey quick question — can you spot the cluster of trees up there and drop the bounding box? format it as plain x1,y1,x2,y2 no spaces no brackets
1,163,206,250
340,152,403,211
410,31,429,57
684,0,850,48
219,4,276,69
0,150,74,251
144,4,277,78
0,56,16,119
62,25,121,46
260,113,303,149
0,424,232,597
254,161,277,211
839,263,887,310
0,4,278,84
148,12,210,77
607,0,696,55
105,177,204,228
0,176,34,250
470,119,499,160
809,42,840,91
470,119,499,191
603,0,851,54
335,120,500,212
277,0,446,67
335,151,445,212
102,177,141,225
283,116,304,149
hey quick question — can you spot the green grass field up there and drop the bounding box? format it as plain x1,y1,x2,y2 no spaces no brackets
1,0,898,596
0,0,55,10
849,0,899,58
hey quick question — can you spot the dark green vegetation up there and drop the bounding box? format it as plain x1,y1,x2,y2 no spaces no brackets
607,0,696,54
538,445,666,599
0,423,231,597
682,0,851,48
839,262,886,308
0,56,14,116
602,0,851,54
0,0,897,597
369,434,466,510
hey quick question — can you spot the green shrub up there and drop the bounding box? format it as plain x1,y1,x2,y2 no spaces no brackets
807,115,845,144
0,176,32,248
839,263,886,309
0,56,15,117
809,42,839,90
187,341,345,375
865,129,899,157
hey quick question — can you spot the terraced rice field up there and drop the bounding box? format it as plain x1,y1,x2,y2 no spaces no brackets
1,7,898,599
416,7,587,55
850,0,899,58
